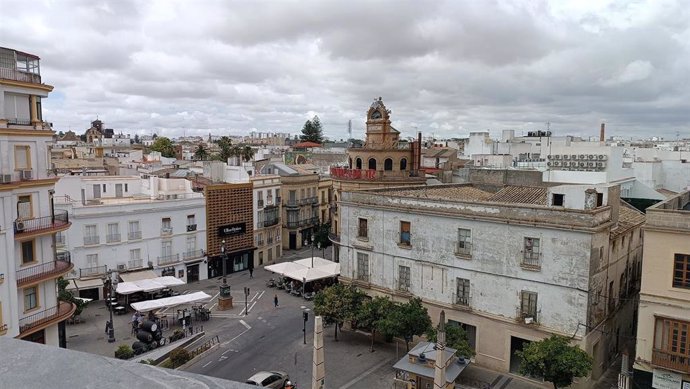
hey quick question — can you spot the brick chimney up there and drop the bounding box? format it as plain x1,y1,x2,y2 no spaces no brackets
600,123,605,143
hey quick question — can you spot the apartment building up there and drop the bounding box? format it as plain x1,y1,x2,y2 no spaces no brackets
0,47,75,346
253,175,282,267
318,177,332,225
338,183,644,385
260,162,320,250
54,176,207,299
633,191,690,388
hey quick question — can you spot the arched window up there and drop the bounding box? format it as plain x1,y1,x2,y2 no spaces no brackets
400,158,408,171
384,158,393,171
368,158,377,170
348,157,352,169
355,158,362,170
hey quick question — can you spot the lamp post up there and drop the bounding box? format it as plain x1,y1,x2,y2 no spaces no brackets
104,270,115,343
304,235,322,268
221,240,227,285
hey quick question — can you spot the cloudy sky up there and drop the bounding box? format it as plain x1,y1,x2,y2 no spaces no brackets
2,0,689,141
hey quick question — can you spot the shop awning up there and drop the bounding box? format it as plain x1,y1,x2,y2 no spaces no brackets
116,276,185,295
67,278,104,290
130,291,212,312
294,257,334,269
264,261,308,275
119,270,158,282
265,258,340,282
283,266,336,283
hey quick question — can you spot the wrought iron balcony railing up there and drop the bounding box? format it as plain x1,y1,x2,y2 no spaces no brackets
19,301,74,335
14,210,69,237
183,249,205,261
158,253,180,265
79,265,107,278
652,349,690,374
128,231,142,240
17,252,72,287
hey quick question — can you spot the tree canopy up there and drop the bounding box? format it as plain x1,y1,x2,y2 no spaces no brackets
194,144,209,161
314,284,365,341
300,115,324,143
516,335,593,389
426,322,475,358
390,298,432,351
313,221,332,250
150,136,175,157
356,296,396,351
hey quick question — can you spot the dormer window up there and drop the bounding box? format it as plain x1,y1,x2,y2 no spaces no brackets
371,110,382,119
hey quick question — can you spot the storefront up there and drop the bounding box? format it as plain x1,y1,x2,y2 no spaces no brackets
207,249,253,278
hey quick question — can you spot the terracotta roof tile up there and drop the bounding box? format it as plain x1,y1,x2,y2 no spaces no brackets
611,201,645,237
486,186,548,205
383,186,494,202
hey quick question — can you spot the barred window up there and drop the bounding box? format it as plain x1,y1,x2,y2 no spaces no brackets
358,218,368,239
520,291,538,318
398,265,411,291
456,278,470,305
357,252,369,282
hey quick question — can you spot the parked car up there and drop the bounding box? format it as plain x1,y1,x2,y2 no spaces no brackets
245,371,289,388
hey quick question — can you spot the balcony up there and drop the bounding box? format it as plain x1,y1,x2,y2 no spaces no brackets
17,252,73,288
300,197,318,205
183,249,205,261
520,252,541,271
79,265,107,278
19,301,75,336
257,239,265,246
286,200,299,209
83,235,100,246
161,227,173,236
264,217,280,227
330,167,379,180
328,232,340,244
106,233,121,243
128,259,144,269
158,253,180,266
14,210,70,239
0,67,41,84
128,231,142,240
186,224,197,232
258,199,264,208
652,349,690,374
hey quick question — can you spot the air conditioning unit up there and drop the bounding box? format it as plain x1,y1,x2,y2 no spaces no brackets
553,161,561,167
579,162,587,167
563,154,570,160
16,221,25,232
579,154,586,160
554,155,561,160
598,155,608,161
20,170,32,181
524,317,534,324
547,161,553,167
117,264,126,271
588,154,595,160
0,174,11,184
597,162,607,168
547,155,553,160
571,154,578,160
587,162,595,167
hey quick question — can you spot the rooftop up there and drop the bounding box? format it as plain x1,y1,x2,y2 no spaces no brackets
379,184,551,206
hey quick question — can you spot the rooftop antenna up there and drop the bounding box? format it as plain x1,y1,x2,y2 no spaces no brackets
546,122,550,132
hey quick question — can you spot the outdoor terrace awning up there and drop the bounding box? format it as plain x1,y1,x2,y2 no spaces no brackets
116,276,185,295
67,278,104,290
130,291,212,312
265,258,340,282
119,270,158,282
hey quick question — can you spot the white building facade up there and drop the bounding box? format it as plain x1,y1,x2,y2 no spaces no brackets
54,176,207,299
0,47,74,346
252,175,282,267
338,183,643,385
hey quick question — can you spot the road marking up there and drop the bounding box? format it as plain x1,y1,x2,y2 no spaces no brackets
247,301,257,313
202,361,213,368
337,358,394,389
209,302,218,310
219,356,228,361
251,290,259,300
240,320,251,330
226,327,251,344
257,290,265,300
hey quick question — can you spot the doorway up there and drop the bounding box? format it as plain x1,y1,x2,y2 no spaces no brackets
187,264,199,283
289,232,297,250
510,336,532,374
115,184,123,198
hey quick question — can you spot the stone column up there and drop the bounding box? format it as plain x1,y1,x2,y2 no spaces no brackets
434,310,446,389
312,315,325,389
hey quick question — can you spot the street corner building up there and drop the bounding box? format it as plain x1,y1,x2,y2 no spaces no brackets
205,182,255,278
337,181,645,387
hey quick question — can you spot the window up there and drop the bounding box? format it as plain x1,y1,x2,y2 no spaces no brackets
84,224,99,245
368,158,377,170
17,195,32,219
257,191,264,207
400,158,407,171
267,247,273,263
398,265,411,292
14,145,30,170
457,228,472,255
356,158,362,169
289,190,296,204
24,287,38,311
161,241,173,257
608,281,615,312
128,221,141,240
129,249,141,268
596,193,604,207
186,235,196,253
300,188,305,200
357,252,369,282
522,237,541,268
384,158,393,171
673,254,690,289
102,184,106,193
161,218,172,234
552,193,564,206
259,251,264,265
653,317,690,361
86,254,99,268
520,291,538,319
124,183,128,192
187,215,196,231
21,240,35,264
267,190,273,204
358,218,368,239
106,223,120,243
456,278,470,306
400,221,411,246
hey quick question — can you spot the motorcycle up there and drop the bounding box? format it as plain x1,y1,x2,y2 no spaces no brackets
266,278,276,288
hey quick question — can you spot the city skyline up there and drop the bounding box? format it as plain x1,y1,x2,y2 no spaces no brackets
2,0,688,140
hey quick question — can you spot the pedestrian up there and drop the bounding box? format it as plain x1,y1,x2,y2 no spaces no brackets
249,267,253,278
274,294,278,307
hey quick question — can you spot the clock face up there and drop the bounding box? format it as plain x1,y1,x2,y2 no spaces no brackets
371,110,382,119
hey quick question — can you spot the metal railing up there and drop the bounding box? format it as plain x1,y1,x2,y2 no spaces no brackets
17,253,72,287
328,233,340,243
517,307,538,323
521,252,541,269
80,265,107,278
183,249,205,261
0,68,41,84
652,349,690,373
158,253,180,265
14,210,69,235
128,259,144,269
286,220,299,228
8,118,32,125
83,235,100,246
19,301,73,335
257,239,264,246
455,294,471,306
128,231,142,240
258,199,264,208
456,243,472,256
186,224,197,232
286,199,299,208
161,227,173,236
264,217,280,227
300,197,318,205
106,233,121,243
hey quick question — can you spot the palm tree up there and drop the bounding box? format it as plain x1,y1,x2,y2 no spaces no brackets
241,145,255,162
194,144,208,161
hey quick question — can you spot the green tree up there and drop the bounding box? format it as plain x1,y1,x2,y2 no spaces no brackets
516,335,593,389
426,323,475,358
313,222,332,250
314,284,365,341
134,134,140,144
216,136,233,162
194,144,209,161
300,115,324,143
390,298,432,351
57,277,88,316
356,296,396,352
241,145,255,162
150,136,175,157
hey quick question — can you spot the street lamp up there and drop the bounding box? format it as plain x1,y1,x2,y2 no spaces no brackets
304,235,322,268
221,239,227,285
104,270,115,343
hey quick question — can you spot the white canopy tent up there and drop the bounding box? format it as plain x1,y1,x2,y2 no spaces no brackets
266,258,340,282
130,291,212,312
116,276,185,295
284,267,334,283
294,257,334,269
264,261,308,276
